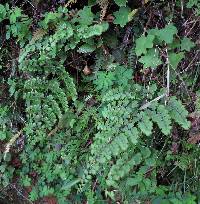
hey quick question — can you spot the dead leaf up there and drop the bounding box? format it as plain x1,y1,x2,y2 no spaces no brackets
188,133,200,144
83,65,92,75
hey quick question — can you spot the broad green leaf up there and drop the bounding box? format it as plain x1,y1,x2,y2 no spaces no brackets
138,48,162,68
169,52,185,69
128,127,139,144
187,0,197,8
126,176,142,186
0,131,7,141
181,37,195,51
135,34,155,56
157,24,178,44
22,176,31,187
83,23,109,38
10,7,21,23
40,11,62,28
0,4,6,22
113,7,130,27
77,6,94,25
114,0,127,6
78,43,96,53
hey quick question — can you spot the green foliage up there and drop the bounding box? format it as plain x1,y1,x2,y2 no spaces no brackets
187,0,200,15
168,52,185,69
135,34,155,56
0,1,198,204
181,37,195,51
113,7,131,27
114,0,127,7
135,24,194,70
138,48,162,68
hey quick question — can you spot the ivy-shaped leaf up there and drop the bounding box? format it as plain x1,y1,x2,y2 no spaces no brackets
169,52,185,69
113,7,130,27
156,24,177,44
181,37,195,51
135,34,155,56
138,48,162,68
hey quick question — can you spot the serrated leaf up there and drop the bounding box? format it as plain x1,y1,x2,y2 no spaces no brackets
77,6,94,25
84,23,109,38
169,52,185,69
135,34,155,56
181,37,195,51
138,48,162,68
157,24,178,44
127,127,139,144
167,97,191,129
0,4,6,22
94,71,115,90
29,188,38,201
78,43,96,53
10,7,21,23
151,105,172,135
113,7,130,27
138,112,153,136
0,131,7,141
115,66,133,86
114,0,127,6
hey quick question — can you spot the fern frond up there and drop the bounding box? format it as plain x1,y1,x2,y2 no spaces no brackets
151,104,172,135
167,97,190,129
128,46,137,70
30,28,47,44
137,111,153,136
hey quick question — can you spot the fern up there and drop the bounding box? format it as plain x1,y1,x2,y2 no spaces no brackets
30,28,47,44
137,111,153,136
128,46,137,70
150,104,172,135
0,3,194,203
82,69,190,197
167,97,191,130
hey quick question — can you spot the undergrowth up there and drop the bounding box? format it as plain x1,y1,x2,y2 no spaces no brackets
0,0,200,203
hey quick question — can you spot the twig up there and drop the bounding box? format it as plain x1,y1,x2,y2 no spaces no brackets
10,184,33,204
139,93,166,110
4,130,22,160
183,169,186,193
165,48,170,97
180,50,199,73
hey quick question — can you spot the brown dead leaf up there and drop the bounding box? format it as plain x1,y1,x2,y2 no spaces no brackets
188,133,200,144
83,65,92,76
